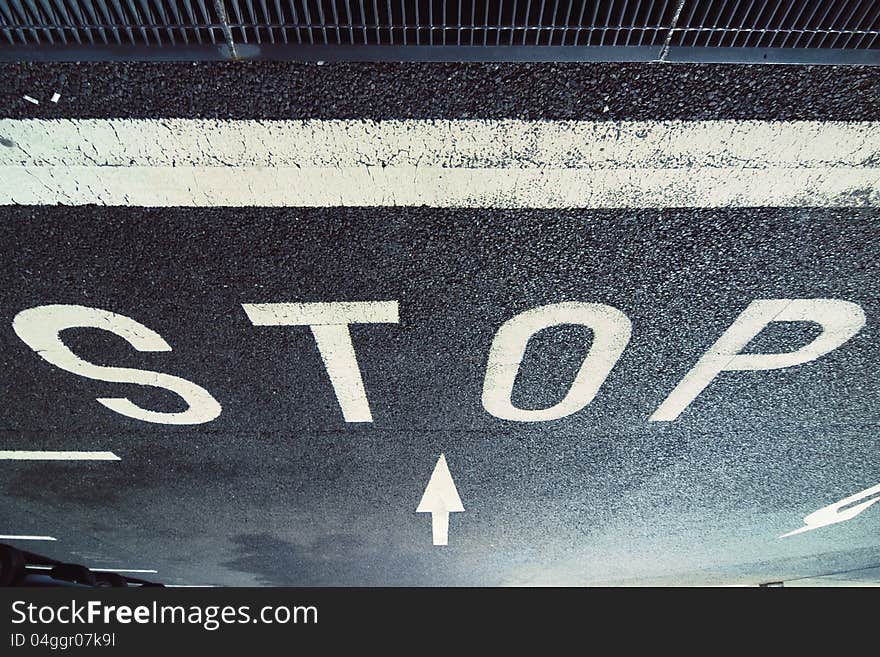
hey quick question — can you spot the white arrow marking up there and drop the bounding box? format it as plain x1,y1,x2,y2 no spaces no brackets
416,454,464,546
780,482,880,538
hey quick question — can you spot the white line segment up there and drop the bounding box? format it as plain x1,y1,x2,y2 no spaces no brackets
28,565,158,574
0,535,57,541
0,119,877,207
0,451,120,460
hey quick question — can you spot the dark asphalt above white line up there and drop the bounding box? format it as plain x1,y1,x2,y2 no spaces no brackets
1,61,879,121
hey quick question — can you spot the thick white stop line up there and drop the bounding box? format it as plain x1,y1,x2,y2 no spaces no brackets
0,119,877,207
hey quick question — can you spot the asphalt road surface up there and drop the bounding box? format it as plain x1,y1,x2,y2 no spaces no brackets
0,62,878,586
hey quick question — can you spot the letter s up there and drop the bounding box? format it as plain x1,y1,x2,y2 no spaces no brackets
13,304,221,425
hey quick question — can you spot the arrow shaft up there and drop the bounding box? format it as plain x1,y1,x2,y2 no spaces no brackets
432,511,450,546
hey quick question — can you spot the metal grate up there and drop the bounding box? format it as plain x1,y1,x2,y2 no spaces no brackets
672,0,880,49
218,0,679,47
0,1,878,54
0,0,227,46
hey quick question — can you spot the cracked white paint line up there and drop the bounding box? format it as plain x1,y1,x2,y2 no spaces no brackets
0,451,120,460
0,119,877,207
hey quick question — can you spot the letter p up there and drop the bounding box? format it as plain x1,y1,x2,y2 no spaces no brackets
650,299,866,421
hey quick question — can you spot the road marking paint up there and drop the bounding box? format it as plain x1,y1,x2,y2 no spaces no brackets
21,96,38,105
416,454,464,546
243,301,399,423
0,451,120,460
482,302,631,422
28,565,158,574
13,304,222,425
650,299,866,421
0,535,57,541
781,482,880,538
1,119,877,207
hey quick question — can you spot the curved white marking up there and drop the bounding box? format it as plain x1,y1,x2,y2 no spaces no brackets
781,482,880,538
13,304,222,425
482,302,631,422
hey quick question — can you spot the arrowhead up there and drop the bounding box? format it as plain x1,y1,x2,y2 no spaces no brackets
416,454,464,513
